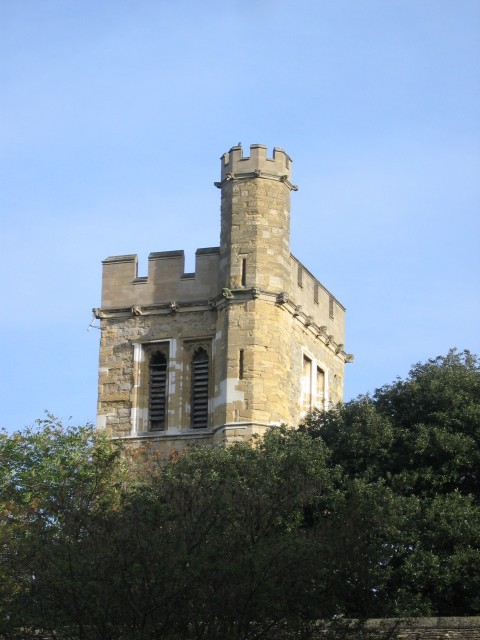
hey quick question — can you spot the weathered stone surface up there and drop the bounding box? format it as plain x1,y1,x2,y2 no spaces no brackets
314,617,480,639
95,144,352,453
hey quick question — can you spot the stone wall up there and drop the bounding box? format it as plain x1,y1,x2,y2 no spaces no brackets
315,617,480,639
95,144,352,449
101,248,220,308
365,617,480,639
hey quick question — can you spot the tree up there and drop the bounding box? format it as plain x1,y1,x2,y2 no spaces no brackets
3,349,477,636
100,427,336,639
1,419,395,639
301,349,480,617
0,415,125,638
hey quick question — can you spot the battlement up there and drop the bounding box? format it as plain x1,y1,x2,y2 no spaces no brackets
96,143,350,446
100,247,220,309
220,144,292,182
288,254,345,339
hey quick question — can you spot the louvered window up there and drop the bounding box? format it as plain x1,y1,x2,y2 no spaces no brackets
191,347,209,429
149,351,167,431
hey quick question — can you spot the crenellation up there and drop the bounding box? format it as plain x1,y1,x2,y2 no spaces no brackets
289,254,345,341
101,247,220,308
221,144,292,183
96,144,352,452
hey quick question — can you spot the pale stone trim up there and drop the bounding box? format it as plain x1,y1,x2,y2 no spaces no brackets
301,348,330,416
95,144,351,447
131,339,175,436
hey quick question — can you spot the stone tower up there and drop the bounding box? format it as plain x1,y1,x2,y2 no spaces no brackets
94,144,352,454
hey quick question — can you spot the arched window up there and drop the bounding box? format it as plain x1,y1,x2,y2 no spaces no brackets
149,351,167,431
191,347,209,429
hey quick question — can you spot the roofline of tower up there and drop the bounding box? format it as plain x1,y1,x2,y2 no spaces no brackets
214,172,298,191
291,253,346,311
219,143,295,185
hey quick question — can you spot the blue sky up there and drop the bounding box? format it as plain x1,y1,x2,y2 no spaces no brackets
1,0,479,432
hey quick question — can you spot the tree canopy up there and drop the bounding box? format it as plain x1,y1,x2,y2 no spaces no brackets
1,350,479,638
301,348,480,616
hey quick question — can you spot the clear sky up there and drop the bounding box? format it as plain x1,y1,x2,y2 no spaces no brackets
1,0,479,432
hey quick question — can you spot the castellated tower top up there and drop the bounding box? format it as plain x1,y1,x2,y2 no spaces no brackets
95,142,350,450
219,144,296,188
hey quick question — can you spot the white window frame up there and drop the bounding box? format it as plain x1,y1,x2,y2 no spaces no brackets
300,348,329,416
131,339,176,435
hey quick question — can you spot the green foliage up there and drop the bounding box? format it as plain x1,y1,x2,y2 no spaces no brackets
0,415,125,638
1,350,478,636
302,349,480,617
110,428,341,638
1,421,344,639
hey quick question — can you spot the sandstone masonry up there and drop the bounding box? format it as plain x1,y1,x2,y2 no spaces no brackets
94,144,353,454
316,617,480,639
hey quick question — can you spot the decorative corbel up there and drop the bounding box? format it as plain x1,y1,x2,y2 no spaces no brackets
305,316,314,327
293,305,302,317
169,301,179,313
325,334,334,346
92,308,106,319
335,343,344,355
345,354,355,363
276,291,289,304
132,306,143,316
252,288,260,299
222,288,234,299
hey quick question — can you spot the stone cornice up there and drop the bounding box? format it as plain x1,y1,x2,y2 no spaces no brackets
214,170,298,192
114,421,282,442
92,301,214,319
93,287,354,363
207,288,354,363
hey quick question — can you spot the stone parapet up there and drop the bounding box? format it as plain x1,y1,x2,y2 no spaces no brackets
95,144,352,444
289,254,346,347
219,144,294,186
101,247,220,308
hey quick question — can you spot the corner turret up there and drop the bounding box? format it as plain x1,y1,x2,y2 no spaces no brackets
218,144,297,292
95,143,350,453
216,144,297,191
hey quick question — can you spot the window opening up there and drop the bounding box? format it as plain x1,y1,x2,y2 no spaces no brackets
329,296,334,318
149,351,167,431
314,283,319,304
239,349,244,379
297,264,303,288
191,347,209,428
316,366,325,408
302,355,312,414
241,258,247,287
